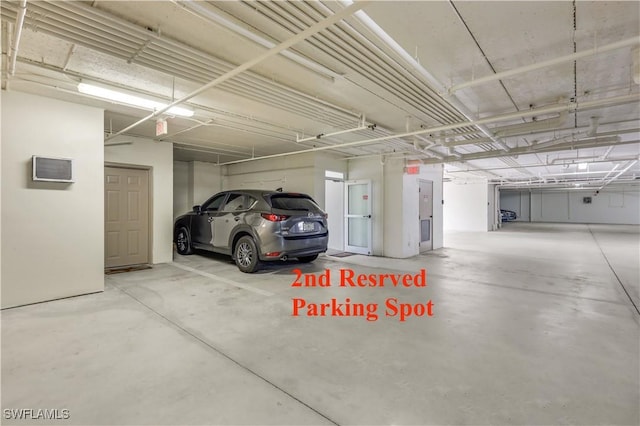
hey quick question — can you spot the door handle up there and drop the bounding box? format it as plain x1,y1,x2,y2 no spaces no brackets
363,215,371,218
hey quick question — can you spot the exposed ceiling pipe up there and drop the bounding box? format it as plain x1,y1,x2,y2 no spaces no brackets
598,160,638,190
493,112,568,138
447,146,462,159
499,178,639,189
436,137,639,165
446,156,640,173
265,0,467,125
156,119,215,141
7,0,26,76
340,0,510,152
633,46,640,84
549,155,600,165
602,145,615,159
448,36,640,94
587,116,600,137
296,115,369,142
3,1,362,129
534,134,619,150
104,1,369,141
599,163,621,182
219,93,639,165
442,117,638,146
173,0,342,80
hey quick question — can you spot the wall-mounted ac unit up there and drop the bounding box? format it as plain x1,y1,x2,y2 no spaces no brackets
32,156,74,183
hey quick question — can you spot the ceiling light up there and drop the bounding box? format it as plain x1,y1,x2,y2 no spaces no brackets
77,83,194,117
578,163,588,170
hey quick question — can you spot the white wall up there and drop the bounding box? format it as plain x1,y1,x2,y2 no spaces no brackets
1,92,104,308
443,181,488,231
524,188,640,224
174,161,190,219
105,136,173,264
223,153,316,196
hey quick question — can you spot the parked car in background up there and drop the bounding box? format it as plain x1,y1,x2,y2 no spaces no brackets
174,190,328,272
500,209,517,222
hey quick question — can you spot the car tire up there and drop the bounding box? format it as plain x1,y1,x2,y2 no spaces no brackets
298,254,318,263
175,227,193,255
235,236,260,273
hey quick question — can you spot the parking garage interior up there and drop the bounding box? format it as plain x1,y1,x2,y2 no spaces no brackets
1,1,639,425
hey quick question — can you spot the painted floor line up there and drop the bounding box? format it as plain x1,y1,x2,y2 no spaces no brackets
171,263,274,297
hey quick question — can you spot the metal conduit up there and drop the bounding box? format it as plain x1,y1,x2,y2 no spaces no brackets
255,0,468,126
268,1,455,123
4,0,475,150
305,0,466,121
0,1,363,130
105,0,371,140
274,1,488,142
219,93,639,164
252,3,462,125
28,5,146,50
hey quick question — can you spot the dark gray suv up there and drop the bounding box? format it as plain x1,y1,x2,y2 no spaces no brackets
174,190,328,272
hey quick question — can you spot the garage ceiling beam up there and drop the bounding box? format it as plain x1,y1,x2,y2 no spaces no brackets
104,0,370,141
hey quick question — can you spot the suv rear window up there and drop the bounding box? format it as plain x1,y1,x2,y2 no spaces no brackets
270,195,320,211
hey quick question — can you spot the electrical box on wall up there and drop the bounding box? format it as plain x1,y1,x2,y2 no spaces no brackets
32,156,74,183
583,197,592,204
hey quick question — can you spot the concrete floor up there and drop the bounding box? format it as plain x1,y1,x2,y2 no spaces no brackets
2,223,638,425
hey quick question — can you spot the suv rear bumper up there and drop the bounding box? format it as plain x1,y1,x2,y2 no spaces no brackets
258,234,328,261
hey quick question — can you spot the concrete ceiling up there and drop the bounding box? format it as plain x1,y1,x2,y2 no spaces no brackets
2,0,639,189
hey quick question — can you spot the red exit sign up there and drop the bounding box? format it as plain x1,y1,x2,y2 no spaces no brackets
405,165,419,174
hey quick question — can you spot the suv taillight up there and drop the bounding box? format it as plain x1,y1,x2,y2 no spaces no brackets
261,213,289,222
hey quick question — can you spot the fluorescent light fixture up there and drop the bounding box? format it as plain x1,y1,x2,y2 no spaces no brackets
78,83,194,117
578,163,588,170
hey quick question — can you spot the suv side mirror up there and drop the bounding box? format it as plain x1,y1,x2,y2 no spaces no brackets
192,205,202,214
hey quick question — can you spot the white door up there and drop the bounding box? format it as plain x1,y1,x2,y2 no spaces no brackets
345,180,372,255
419,180,433,252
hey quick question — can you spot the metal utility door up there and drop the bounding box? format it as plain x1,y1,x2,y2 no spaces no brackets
105,166,150,268
345,180,372,255
419,180,433,252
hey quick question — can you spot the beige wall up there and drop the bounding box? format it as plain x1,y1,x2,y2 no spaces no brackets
173,161,190,220
223,153,316,195
193,161,222,205
105,136,173,264
1,92,104,308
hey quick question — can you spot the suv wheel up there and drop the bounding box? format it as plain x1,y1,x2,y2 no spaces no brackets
235,236,260,273
175,227,193,255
